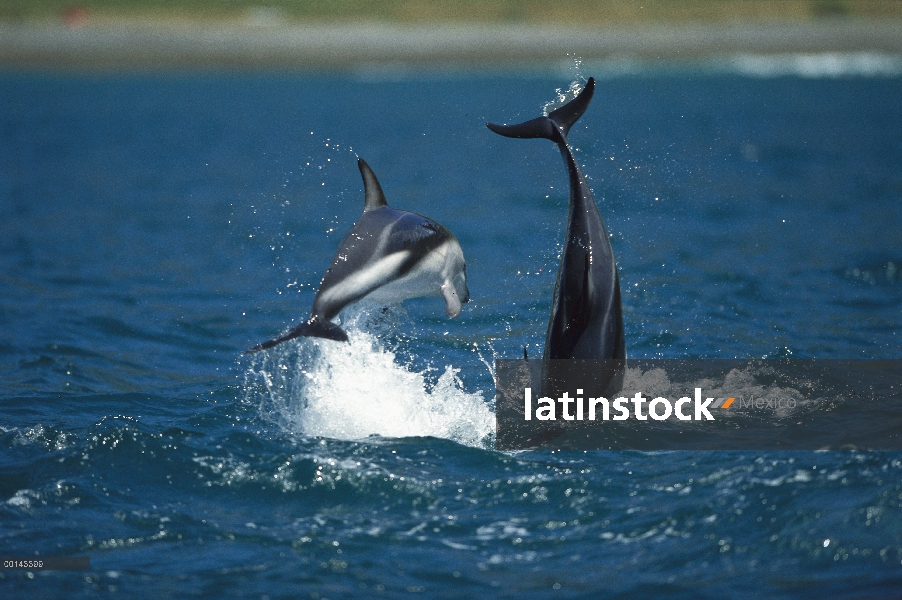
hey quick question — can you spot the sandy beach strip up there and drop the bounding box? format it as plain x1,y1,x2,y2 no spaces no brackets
2,19,902,70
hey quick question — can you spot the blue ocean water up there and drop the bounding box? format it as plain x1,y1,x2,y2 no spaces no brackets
1,57,902,597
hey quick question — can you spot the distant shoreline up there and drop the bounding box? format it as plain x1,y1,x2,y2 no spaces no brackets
2,18,902,70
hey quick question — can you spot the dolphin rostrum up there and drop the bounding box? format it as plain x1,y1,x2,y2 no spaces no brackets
247,158,469,353
487,78,625,390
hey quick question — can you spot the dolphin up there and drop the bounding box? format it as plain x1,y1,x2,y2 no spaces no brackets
487,78,625,390
247,158,469,353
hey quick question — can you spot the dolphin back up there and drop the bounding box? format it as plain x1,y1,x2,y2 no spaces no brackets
486,78,596,144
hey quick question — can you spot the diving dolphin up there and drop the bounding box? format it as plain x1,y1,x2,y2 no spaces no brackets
487,77,625,367
247,158,469,353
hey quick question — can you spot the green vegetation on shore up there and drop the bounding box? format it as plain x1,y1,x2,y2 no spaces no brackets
2,0,902,25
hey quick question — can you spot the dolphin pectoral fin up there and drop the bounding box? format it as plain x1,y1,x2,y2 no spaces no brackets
441,282,462,318
245,318,348,353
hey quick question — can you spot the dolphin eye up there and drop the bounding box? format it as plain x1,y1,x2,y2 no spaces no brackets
422,222,438,232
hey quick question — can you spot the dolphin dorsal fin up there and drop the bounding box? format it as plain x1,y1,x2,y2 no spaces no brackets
358,158,389,212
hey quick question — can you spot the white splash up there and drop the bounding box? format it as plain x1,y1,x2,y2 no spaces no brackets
244,308,494,449
543,55,587,115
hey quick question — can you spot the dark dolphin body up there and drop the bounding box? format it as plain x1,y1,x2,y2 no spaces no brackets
488,78,625,394
247,158,469,353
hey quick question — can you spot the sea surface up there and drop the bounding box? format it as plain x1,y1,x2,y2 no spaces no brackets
1,55,901,598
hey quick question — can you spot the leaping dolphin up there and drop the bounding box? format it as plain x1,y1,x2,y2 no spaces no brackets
247,158,469,353
487,77,625,368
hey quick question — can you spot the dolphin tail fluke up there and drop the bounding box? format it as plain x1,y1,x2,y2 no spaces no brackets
486,77,595,143
245,318,348,354
546,77,595,137
487,116,559,141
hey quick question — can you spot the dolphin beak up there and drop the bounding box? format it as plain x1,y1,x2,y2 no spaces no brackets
441,283,461,318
